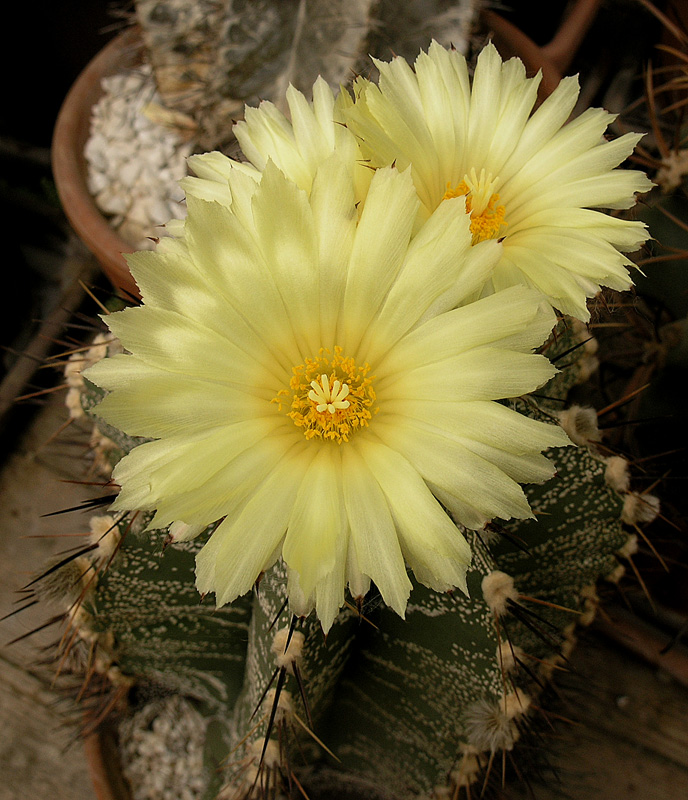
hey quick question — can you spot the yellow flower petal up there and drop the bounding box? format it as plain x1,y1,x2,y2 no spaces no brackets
196,444,316,605
282,448,345,600
373,417,535,525
339,167,419,354
343,445,411,616
359,437,471,593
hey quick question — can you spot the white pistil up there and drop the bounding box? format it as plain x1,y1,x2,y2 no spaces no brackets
463,167,500,215
308,374,351,414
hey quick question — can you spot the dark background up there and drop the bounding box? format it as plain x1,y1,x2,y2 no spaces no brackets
0,1,124,388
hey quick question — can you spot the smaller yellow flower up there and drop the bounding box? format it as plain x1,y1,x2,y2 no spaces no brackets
442,169,508,244
345,42,653,320
181,76,371,210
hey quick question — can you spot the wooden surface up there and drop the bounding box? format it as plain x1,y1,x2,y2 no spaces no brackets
0,391,99,800
2,389,688,800
507,633,688,800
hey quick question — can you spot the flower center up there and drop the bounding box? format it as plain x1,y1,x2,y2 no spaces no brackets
443,168,507,244
273,346,377,444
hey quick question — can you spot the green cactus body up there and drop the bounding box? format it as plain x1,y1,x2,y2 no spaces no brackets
302,534,504,800
89,520,251,709
491,443,628,658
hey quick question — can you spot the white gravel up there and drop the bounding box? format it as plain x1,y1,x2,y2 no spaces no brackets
118,694,209,800
85,63,193,250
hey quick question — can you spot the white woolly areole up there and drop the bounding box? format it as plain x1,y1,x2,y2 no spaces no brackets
622,493,660,525
89,426,118,478
656,148,688,192
561,628,578,660
88,514,120,560
557,405,600,446
271,627,305,670
617,533,639,559
562,621,577,641
65,333,122,421
249,738,280,769
571,319,599,355
90,427,115,452
106,664,135,687
68,604,99,644
482,571,518,616
225,737,282,793
94,651,115,676
502,689,531,720
65,387,85,419
605,456,630,492
65,353,85,388
605,563,626,584
464,698,518,752
265,688,294,721
579,584,600,626
497,640,523,673
86,332,112,363
449,746,482,790
84,333,121,372
577,355,600,383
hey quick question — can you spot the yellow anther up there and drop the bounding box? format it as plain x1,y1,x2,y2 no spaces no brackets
273,347,377,443
442,169,507,244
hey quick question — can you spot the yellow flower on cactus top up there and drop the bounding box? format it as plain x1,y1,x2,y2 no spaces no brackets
86,160,569,632
345,42,653,320
181,76,371,210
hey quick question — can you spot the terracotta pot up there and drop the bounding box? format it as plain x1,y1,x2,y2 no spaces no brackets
481,0,601,104
84,722,133,800
52,26,144,299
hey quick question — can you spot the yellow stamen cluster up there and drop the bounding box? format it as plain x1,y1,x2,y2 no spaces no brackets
443,176,507,244
273,346,377,443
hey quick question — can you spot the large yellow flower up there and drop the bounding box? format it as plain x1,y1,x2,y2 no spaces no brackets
86,160,569,631
345,42,653,320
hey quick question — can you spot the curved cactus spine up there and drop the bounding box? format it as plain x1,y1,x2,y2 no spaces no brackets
217,563,362,797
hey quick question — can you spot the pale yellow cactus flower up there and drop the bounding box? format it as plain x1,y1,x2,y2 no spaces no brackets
344,42,653,320
86,161,569,632
180,75,372,211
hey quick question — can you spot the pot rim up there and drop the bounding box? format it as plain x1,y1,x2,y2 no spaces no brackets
51,25,145,299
